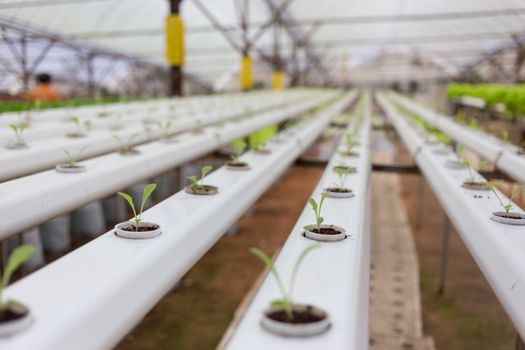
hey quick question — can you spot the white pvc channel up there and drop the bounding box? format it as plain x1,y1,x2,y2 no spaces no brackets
225,95,371,350
377,93,525,341
0,91,354,350
0,91,331,181
0,91,348,240
0,90,309,146
388,92,525,184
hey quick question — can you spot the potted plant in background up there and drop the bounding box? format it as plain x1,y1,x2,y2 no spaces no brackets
55,147,88,173
302,193,347,242
251,244,330,337
0,245,35,336
486,182,525,225
114,133,141,155
226,140,250,171
185,165,218,195
461,159,488,190
115,183,161,238
323,167,355,198
6,123,28,150
65,116,88,138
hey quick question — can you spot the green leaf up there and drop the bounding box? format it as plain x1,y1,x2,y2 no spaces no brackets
117,191,137,219
250,247,288,302
308,198,318,213
1,245,34,290
201,165,213,178
186,175,197,184
288,244,320,297
139,183,157,217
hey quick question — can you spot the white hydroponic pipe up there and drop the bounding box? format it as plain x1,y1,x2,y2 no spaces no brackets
388,92,525,184
0,92,354,240
0,91,354,350
0,91,334,181
225,94,371,350
378,92,525,341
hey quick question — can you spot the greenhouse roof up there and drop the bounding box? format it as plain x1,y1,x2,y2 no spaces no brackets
0,0,524,88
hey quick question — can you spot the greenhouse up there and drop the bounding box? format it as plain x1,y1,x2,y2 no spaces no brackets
0,1,524,350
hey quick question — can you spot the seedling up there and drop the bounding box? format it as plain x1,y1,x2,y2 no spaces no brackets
0,245,35,306
501,128,510,144
117,183,157,232
187,165,213,191
485,182,522,216
194,119,204,133
62,146,88,167
457,144,465,162
304,192,328,233
335,167,351,191
9,122,27,146
68,116,87,136
462,158,487,183
113,133,139,154
250,244,320,320
230,139,247,163
156,120,173,140
111,114,124,130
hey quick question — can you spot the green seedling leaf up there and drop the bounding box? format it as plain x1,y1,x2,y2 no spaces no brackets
0,245,35,303
140,183,157,217
289,244,320,296
250,247,292,319
201,165,212,178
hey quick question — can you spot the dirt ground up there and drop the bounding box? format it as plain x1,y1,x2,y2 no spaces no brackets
115,165,323,350
396,148,517,350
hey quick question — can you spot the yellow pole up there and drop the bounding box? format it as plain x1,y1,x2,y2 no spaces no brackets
165,13,184,95
272,71,284,90
240,55,253,91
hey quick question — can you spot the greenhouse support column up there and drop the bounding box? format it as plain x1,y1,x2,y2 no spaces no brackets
240,53,253,91
166,0,184,96
272,70,284,90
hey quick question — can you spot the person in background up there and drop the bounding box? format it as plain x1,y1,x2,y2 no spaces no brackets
26,73,61,102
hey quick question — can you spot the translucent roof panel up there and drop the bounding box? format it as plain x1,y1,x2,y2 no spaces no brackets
0,0,524,87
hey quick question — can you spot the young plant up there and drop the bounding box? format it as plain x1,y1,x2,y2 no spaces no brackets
156,120,173,140
304,192,328,233
335,167,351,191
501,128,510,144
117,183,157,232
230,139,247,163
194,119,204,133
69,116,87,135
457,144,465,163
343,132,357,153
62,146,88,167
485,182,522,216
250,244,320,320
0,245,35,306
462,158,487,183
113,133,139,153
187,165,213,191
9,122,27,145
